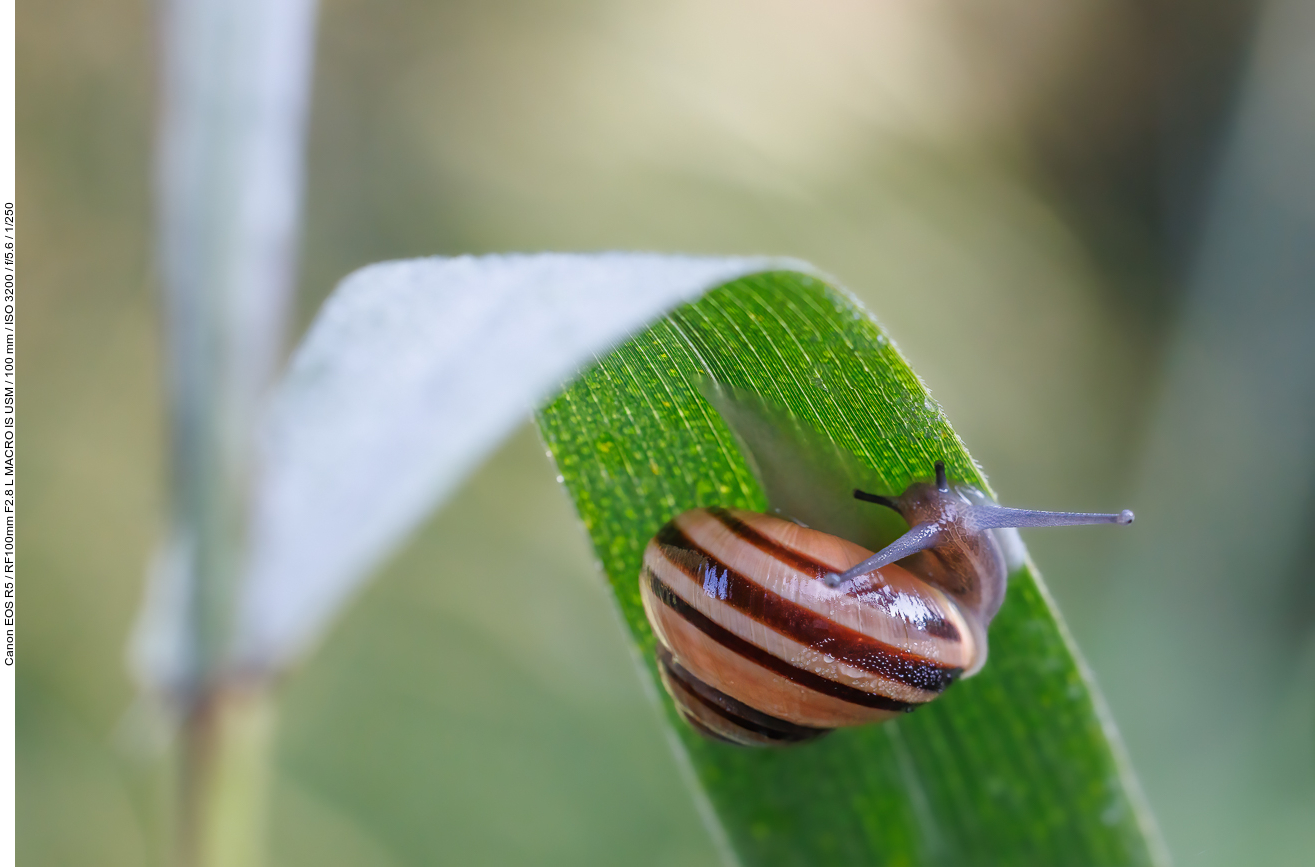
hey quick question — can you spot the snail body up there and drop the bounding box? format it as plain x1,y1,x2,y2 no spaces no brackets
640,462,1132,747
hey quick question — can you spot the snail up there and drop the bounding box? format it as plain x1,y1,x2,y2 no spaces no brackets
639,461,1133,747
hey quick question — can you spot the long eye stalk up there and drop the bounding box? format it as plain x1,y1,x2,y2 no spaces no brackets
967,505,1134,530
822,522,942,587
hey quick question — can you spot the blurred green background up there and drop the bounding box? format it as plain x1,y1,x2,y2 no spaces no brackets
20,0,1315,864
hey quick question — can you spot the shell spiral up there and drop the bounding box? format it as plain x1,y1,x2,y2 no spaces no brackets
640,507,981,747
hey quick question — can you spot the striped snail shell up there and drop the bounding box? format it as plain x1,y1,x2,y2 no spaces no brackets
640,461,1133,747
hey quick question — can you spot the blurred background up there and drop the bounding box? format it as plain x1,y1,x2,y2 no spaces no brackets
20,0,1315,864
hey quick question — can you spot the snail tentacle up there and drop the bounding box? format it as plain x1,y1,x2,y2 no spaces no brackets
852,488,898,510
823,521,943,587
966,505,1134,530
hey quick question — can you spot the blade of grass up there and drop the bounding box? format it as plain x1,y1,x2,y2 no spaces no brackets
230,253,796,675
538,270,1167,867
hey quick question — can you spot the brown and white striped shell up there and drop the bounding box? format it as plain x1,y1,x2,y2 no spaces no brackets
639,463,1132,747
641,507,974,746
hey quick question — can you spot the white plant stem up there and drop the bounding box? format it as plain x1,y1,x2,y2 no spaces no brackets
145,0,319,863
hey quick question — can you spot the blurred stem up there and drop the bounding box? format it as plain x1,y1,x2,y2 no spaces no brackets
178,688,276,867
150,0,318,862
154,0,320,684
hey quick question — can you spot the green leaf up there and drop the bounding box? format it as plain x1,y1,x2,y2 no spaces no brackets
537,271,1165,867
